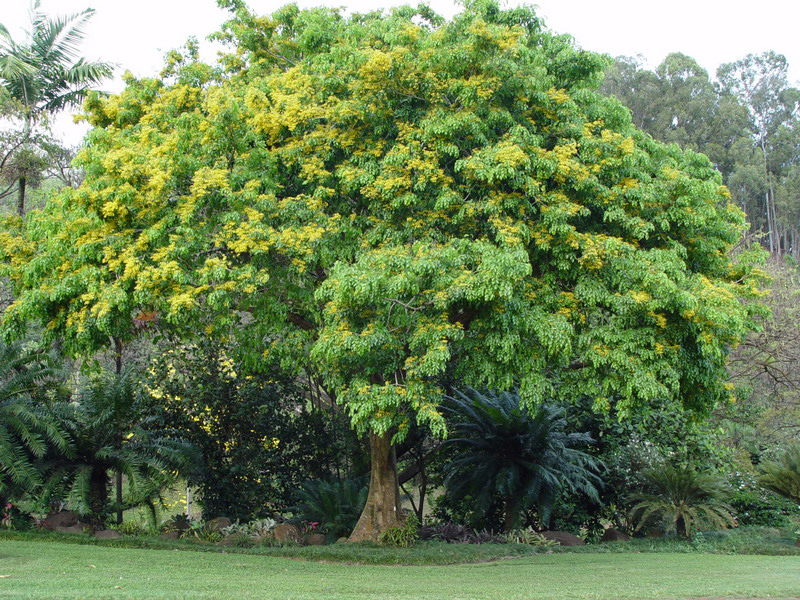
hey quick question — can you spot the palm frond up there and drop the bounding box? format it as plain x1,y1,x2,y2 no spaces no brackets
442,388,603,530
758,445,800,503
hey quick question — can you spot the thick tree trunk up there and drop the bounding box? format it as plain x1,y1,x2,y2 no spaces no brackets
89,467,110,530
16,177,26,217
503,496,518,532
348,430,403,542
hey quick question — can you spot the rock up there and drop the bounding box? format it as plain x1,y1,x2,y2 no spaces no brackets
205,517,232,532
218,533,250,546
539,531,585,546
600,528,630,543
55,523,89,534
304,533,326,546
271,523,301,543
41,510,80,531
158,531,181,540
95,529,121,539
166,519,191,532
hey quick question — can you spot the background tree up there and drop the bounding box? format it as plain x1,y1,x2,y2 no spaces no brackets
1,1,764,540
718,52,800,257
0,1,112,215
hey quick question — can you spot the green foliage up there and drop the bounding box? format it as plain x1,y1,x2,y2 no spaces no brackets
442,388,603,531
293,477,368,539
0,340,69,501
220,518,277,538
189,520,223,542
1,2,762,443
628,465,737,538
729,472,800,528
758,445,800,504
0,1,112,214
378,513,419,547
145,339,367,521
110,519,153,536
39,368,196,526
503,527,558,546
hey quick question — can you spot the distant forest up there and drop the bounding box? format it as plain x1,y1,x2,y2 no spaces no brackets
600,51,799,259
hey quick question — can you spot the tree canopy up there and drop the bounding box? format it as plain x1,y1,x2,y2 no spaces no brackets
0,0,765,538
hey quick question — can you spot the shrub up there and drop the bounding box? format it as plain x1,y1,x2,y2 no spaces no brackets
378,514,419,548
628,465,737,538
293,477,368,539
441,388,603,532
503,527,558,546
417,521,504,544
220,518,277,538
146,340,367,522
758,445,800,504
729,473,800,528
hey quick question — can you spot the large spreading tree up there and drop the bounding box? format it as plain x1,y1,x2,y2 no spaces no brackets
1,1,764,540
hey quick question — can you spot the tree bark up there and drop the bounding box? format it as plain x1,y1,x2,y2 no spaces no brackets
348,430,403,542
89,467,110,529
503,496,518,532
16,177,26,217
113,337,124,525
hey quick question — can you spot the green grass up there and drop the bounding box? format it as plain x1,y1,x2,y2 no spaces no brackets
1,539,799,600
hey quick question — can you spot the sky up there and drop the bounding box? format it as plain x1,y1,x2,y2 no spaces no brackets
3,0,800,146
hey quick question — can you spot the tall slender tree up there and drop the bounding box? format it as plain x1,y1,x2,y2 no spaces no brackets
0,1,112,215
718,52,800,256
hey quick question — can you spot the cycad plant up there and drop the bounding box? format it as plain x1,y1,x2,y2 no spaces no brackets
0,340,70,501
628,465,736,538
40,368,196,528
441,388,603,532
293,477,368,539
758,445,800,504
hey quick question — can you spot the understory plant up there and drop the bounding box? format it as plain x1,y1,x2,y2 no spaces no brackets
417,522,504,544
503,527,558,546
220,518,277,538
758,445,800,504
628,465,737,538
293,477,368,539
40,368,196,528
378,514,419,548
0,340,69,504
442,388,604,532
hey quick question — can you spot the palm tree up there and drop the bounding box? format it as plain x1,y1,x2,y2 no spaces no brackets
758,445,800,504
628,465,736,538
0,340,70,501
0,1,112,215
442,388,603,532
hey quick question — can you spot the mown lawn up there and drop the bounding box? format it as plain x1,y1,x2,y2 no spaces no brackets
1,539,799,600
